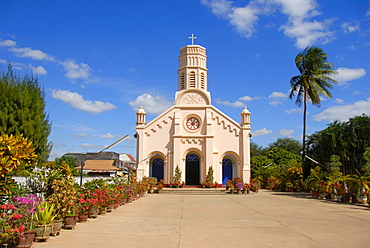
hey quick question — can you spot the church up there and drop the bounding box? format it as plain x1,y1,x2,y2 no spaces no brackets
135,37,251,185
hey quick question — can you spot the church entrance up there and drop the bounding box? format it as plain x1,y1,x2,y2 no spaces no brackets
185,153,200,185
222,158,233,185
151,158,164,180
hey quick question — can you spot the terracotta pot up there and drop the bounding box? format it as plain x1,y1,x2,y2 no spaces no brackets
63,215,77,229
78,214,88,222
16,230,36,248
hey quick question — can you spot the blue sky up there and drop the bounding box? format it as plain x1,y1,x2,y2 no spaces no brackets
1,0,369,160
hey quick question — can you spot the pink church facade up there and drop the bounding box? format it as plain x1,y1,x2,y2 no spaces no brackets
135,43,251,185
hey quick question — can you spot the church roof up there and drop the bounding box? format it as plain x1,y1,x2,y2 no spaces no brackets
75,160,122,172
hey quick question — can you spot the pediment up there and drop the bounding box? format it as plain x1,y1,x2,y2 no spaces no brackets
175,90,211,106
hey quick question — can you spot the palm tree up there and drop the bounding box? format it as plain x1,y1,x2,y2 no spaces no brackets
289,46,337,179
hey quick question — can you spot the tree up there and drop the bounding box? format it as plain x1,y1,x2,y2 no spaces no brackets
307,114,370,175
0,65,51,162
268,138,302,156
250,141,267,157
289,46,337,179
54,156,79,176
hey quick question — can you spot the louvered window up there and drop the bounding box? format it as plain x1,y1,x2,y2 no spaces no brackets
181,73,185,89
200,73,205,89
189,71,195,88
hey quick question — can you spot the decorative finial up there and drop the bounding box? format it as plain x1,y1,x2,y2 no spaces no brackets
188,33,197,45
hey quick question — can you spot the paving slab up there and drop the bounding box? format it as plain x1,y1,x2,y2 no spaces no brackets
32,190,370,248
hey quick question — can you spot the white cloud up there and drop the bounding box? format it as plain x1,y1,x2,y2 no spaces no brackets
202,0,334,48
201,0,233,19
239,95,259,101
269,101,282,106
252,127,273,137
9,47,55,61
0,39,16,47
313,98,370,122
333,98,344,104
127,68,138,76
215,99,245,107
99,133,121,139
341,22,360,33
30,65,47,75
73,133,91,139
129,93,173,115
277,0,335,49
60,59,92,79
285,108,302,114
80,144,106,149
278,128,295,137
228,5,260,38
1,39,93,80
332,67,366,86
52,89,116,114
269,91,288,99
352,91,362,95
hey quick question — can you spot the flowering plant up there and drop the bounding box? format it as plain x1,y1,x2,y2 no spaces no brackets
125,185,135,197
0,204,25,245
76,189,99,214
235,182,243,190
12,194,40,231
47,178,77,219
95,188,109,208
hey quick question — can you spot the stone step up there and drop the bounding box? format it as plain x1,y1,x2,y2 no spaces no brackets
158,188,226,195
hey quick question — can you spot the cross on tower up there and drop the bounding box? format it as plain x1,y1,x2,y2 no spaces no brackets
188,33,197,45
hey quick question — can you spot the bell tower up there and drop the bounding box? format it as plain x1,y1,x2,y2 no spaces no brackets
177,34,208,92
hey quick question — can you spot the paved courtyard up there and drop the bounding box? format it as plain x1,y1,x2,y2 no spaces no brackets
33,190,370,248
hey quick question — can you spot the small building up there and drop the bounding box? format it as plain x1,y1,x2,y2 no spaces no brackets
65,152,136,176
75,160,122,177
119,153,137,172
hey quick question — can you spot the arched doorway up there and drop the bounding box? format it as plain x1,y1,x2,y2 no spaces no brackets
186,153,200,185
222,158,233,185
151,158,164,180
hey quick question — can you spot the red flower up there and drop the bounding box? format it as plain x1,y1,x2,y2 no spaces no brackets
12,213,22,219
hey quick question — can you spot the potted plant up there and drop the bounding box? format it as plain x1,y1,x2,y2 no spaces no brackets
173,165,182,188
12,194,40,247
235,182,243,194
75,190,90,222
0,203,27,246
205,166,214,188
34,201,55,241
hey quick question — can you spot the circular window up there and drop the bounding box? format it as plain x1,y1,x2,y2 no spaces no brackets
186,117,200,130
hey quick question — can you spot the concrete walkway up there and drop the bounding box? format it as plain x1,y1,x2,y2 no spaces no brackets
33,190,370,248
